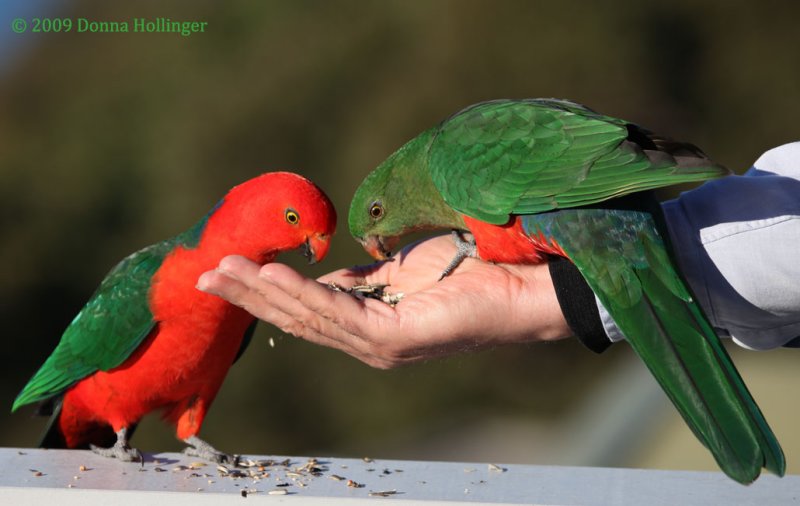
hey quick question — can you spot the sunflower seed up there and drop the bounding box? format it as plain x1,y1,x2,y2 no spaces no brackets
327,283,403,306
369,489,399,497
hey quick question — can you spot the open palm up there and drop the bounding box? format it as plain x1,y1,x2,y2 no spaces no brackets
197,235,569,368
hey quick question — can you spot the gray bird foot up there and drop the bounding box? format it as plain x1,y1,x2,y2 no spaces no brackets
90,427,143,464
182,435,239,466
439,230,478,280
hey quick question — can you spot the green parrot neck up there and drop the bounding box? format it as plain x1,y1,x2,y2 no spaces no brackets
382,128,466,235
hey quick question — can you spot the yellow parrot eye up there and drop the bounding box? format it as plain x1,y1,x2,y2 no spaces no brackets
369,202,384,220
285,208,300,225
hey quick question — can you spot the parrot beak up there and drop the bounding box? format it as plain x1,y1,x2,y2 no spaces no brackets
359,235,399,261
302,233,331,265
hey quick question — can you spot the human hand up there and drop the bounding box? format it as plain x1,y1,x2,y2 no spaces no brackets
197,235,571,369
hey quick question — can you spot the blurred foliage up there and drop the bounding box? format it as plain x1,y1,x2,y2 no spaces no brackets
1,0,799,460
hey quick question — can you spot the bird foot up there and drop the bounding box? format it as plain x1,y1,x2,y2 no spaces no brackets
439,230,478,280
182,435,239,466
90,428,143,463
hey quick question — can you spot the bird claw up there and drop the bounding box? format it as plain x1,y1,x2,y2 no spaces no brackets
182,435,239,466
89,427,143,464
90,442,143,463
439,230,478,280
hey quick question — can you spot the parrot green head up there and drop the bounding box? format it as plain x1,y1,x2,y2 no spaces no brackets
348,128,465,260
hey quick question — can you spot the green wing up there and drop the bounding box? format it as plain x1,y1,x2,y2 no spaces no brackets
428,99,729,224
12,243,167,410
524,210,785,484
12,210,214,411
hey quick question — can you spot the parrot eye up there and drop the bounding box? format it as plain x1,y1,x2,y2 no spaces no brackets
285,208,300,225
369,202,384,220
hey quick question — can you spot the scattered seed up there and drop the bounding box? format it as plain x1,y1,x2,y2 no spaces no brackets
32,471,43,477
78,465,88,472
154,467,166,473
347,480,364,488
268,489,288,496
329,474,345,481
464,468,476,473
362,457,374,463
189,461,206,469
18,451,27,455
488,463,506,473
67,484,74,488
369,489,399,497
296,458,325,475
268,337,275,348
172,465,188,472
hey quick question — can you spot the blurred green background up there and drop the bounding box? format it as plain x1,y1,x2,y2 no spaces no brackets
1,0,798,474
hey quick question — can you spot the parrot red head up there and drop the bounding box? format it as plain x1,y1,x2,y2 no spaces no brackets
203,172,337,264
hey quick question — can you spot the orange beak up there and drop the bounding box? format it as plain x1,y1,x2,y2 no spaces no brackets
303,233,331,265
359,235,400,261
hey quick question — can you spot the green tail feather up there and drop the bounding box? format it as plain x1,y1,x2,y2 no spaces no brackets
625,264,784,482
529,209,785,484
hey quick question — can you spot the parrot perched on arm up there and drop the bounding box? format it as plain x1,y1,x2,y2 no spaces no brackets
12,172,336,463
347,98,784,484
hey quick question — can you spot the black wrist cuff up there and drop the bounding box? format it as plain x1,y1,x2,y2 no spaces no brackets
549,257,612,353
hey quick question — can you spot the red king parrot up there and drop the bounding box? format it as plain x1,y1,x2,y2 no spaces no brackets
13,172,336,463
347,99,784,484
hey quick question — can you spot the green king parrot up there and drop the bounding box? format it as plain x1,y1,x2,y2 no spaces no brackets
347,98,784,484
13,172,336,463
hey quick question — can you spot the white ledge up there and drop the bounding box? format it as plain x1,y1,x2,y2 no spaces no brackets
0,447,796,505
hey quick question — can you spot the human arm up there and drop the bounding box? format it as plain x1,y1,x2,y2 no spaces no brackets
593,141,800,350
197,234,571,369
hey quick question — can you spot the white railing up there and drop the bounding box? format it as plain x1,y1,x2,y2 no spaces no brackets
0,447,795,505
